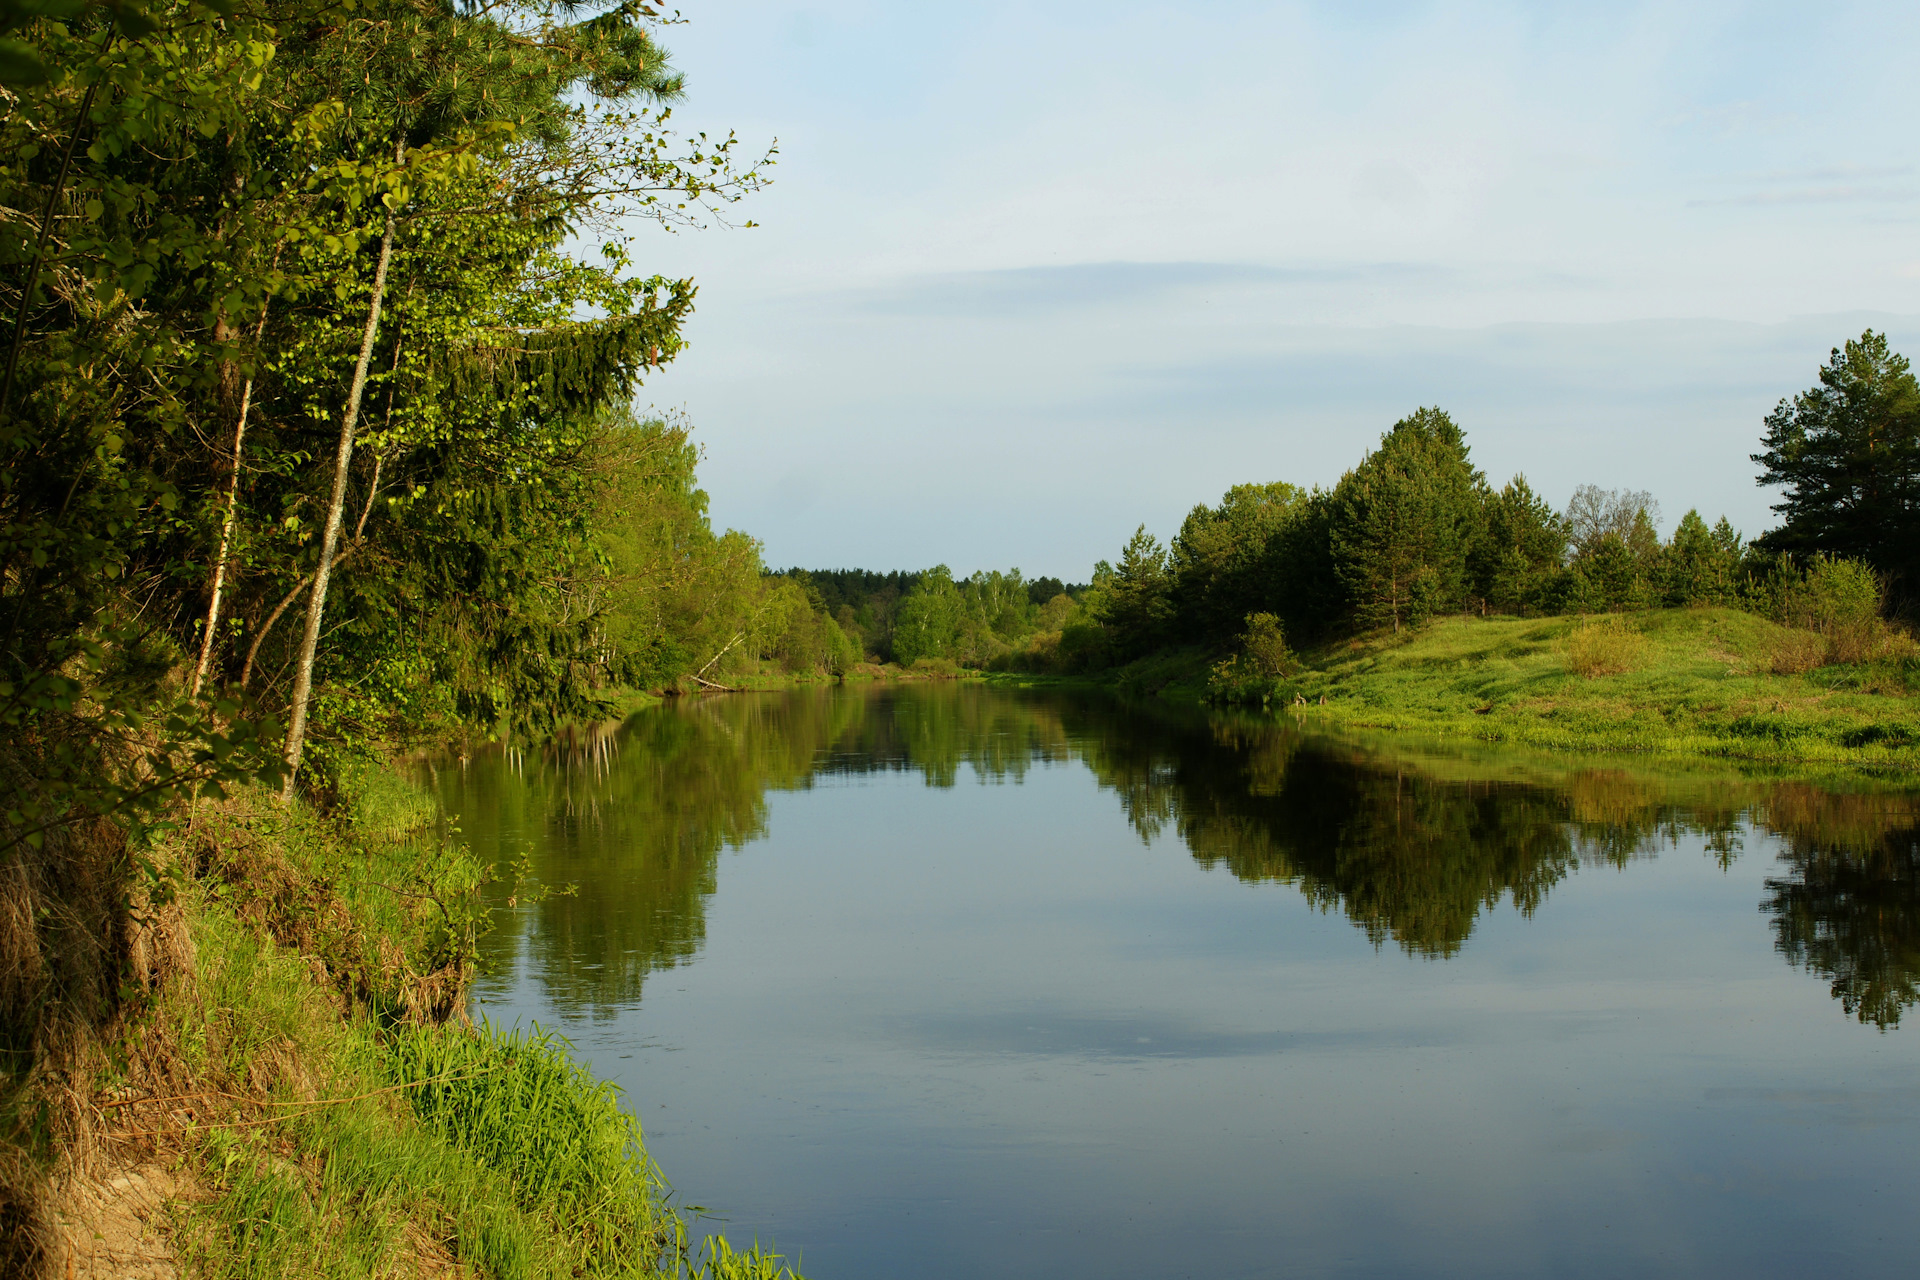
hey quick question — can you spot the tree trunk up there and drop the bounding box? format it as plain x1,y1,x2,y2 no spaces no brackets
192,302,273,697
280,197,398,799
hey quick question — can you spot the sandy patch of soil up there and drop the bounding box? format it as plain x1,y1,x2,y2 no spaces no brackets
48,1162,194,1280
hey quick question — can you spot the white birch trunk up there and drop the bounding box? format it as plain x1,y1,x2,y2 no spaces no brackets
280,204,397,798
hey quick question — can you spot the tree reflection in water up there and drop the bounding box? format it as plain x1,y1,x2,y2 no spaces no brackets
1759,786,1920,1029
435,683,1920,1027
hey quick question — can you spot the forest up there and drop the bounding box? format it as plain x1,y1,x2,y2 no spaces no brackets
0,0,808,831
0,0,820,1272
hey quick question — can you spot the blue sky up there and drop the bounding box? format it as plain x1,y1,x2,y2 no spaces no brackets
630,1,1920,581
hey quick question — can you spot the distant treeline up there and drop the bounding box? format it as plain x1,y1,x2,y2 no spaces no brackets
1021,329,1920,676
762,567,1089,668
801,330,1920,679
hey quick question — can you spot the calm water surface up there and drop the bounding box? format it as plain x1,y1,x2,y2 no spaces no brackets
432,684,1920,1279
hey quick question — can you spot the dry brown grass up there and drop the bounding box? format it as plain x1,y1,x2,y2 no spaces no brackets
1767,628,1829,675
1767,619,1917,674
1564,617,1646,677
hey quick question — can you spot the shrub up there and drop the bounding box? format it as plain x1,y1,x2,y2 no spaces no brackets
1564,617,1645,677
1055,621,1114,672
1752,554,1899,668
1773,554,1882,634
1239,612,1296,677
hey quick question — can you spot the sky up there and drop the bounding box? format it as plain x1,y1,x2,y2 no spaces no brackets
625,0,1920,582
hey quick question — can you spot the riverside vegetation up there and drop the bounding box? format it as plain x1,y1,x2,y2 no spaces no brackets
0,0,812,1272
836,335,1920,768
3,0,1919,1267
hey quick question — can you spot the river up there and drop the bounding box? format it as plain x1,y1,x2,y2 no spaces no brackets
429,682,1920,1279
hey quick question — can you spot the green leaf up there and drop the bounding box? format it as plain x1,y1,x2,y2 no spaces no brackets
0,39,46,85
111,2,159,37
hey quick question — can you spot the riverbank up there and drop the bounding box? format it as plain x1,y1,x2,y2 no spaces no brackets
6,764,805,1279
999,607,1920,770
594,657,981,714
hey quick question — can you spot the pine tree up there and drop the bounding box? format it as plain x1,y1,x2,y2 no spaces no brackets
1660,510,1740,606
1482,475,1566,615
1754,330,1920,597
1096,526,1175,657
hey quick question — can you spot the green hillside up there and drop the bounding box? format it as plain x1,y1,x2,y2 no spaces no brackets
1237,608,1920,767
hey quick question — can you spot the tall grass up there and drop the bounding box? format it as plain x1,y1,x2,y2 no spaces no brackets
703,1236,809,1280
173,897,810,1280
1564,616,1645,677
1766,629,1828,675
387,1021,662,1266
332,754,439,840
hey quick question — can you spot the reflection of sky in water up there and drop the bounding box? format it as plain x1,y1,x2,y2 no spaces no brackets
440,686,1920,1280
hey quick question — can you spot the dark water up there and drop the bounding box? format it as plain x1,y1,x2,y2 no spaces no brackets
431,684,1920,1279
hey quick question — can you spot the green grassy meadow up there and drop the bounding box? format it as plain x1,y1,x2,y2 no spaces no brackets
1250,607,1920,767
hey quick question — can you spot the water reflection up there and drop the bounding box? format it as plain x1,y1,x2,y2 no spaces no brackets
435,683,1920,1027
1760,786,1920,1029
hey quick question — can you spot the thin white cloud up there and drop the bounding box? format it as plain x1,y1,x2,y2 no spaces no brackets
1691,186,1920,207
616,1,1920,575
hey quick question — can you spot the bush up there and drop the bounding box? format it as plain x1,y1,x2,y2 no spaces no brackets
1055,621,1114,672
1753,554,1897,668
1564,617,1645,677
1773,554,1882,635
1239,612,1296,677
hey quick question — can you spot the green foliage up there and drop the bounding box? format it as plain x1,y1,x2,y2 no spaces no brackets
388,1021,660,1262
589,411,768,689
169,824,802,1280
884,565,1043,667
1563,520,1658,612
1330,407,1487,632
0,7,782,1240
1094,527,1175,658
700,1236,809,1280
1482,475,1566,614
1660,509,1742,606
1755,330,1920,599
1744,552,1898,667
1770,554,1884,634
0,0,772,820
1169,482,1304,643
891,565,966,665
1238,612,1295,677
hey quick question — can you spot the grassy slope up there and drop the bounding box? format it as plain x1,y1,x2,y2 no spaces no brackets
1274,607,1920,767
30,764,808,1280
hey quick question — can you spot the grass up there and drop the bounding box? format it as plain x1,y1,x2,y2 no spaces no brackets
1225,607,1920,767
167,914,672,1280
21,762,811,1279
1564,616,1646,677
